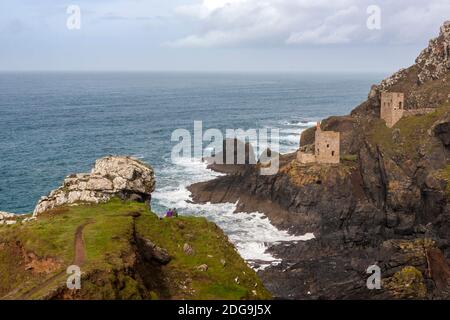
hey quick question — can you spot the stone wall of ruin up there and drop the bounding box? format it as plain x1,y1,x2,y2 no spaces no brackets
315,130,340,164
381,92,405,128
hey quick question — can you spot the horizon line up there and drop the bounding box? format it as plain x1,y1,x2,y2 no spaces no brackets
0,69,390,75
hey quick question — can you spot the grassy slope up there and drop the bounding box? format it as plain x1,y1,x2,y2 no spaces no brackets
368,103,450,203
0,199,271,300
368,104,449,160
136,214,269,300
436,164,450,200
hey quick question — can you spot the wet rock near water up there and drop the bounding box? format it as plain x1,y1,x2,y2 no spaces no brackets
187,22,450,300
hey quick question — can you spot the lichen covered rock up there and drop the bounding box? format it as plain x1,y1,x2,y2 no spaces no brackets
416,21,450,84
0,212,16,226
379,68,408,90
384,266,427,299
33,156,155,216
0,212,15,220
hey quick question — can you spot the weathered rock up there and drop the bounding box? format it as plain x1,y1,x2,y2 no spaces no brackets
0,211,15,220
22,217,37,223
384,266,427,299
138,238,171,265
426,247,450,294
379,68,408,91
33,156,155,216
356,21,450,113
196,264,208,272
183,243,194,256
434,121,450,148
368,85,380,99
416,21,450,84
392,129,401,144
187,23,450,300
0,211,17,226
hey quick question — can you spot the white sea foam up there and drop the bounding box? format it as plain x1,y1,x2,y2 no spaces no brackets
279,134,301,145
152,157,314,270
280,128,305,134
281,120,317,127
256,128,303,155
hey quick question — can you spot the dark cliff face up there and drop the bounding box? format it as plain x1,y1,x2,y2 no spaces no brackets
189,104,449,299
188,22,450,300
435,121,450,147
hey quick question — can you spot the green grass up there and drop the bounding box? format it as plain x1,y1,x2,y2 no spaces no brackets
444,166,450,200
0,200,142,298
435,164,450,200
136,213,271,300
341,154,358,162
385,266,427,299
369,104,449,159
0,243,29,297
0,199,271,300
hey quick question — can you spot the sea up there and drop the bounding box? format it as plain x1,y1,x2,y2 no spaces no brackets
0,71,384,268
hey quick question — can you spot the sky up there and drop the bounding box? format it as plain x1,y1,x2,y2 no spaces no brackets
0,0,449,73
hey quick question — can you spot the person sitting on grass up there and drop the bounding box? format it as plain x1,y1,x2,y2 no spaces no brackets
166,209,174,218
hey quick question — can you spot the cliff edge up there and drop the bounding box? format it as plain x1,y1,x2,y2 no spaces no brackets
188,22,450,299
0,158,270,300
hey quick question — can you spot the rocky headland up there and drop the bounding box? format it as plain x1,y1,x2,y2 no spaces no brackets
0,156,270,300
188,22,450,299
1,22,450,301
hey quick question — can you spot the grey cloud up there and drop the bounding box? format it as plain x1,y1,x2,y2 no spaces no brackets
168,0,450,48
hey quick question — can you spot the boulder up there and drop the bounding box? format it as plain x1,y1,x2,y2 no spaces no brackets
434,121,450,147
368,84,380,99
196,264,208,272
426,248,450,293
33,156,155,216
138,238,171,265
22,216,37,223
0,211,15,220
183,243,194,256
0,211,16,226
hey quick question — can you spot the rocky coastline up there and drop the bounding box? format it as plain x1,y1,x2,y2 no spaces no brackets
1,21,450,301
187,22,450,299
0,156,270,300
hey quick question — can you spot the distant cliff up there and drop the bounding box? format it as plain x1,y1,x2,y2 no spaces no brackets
188,21,450,299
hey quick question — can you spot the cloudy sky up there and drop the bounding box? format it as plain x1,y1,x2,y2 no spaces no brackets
0,0,449,72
